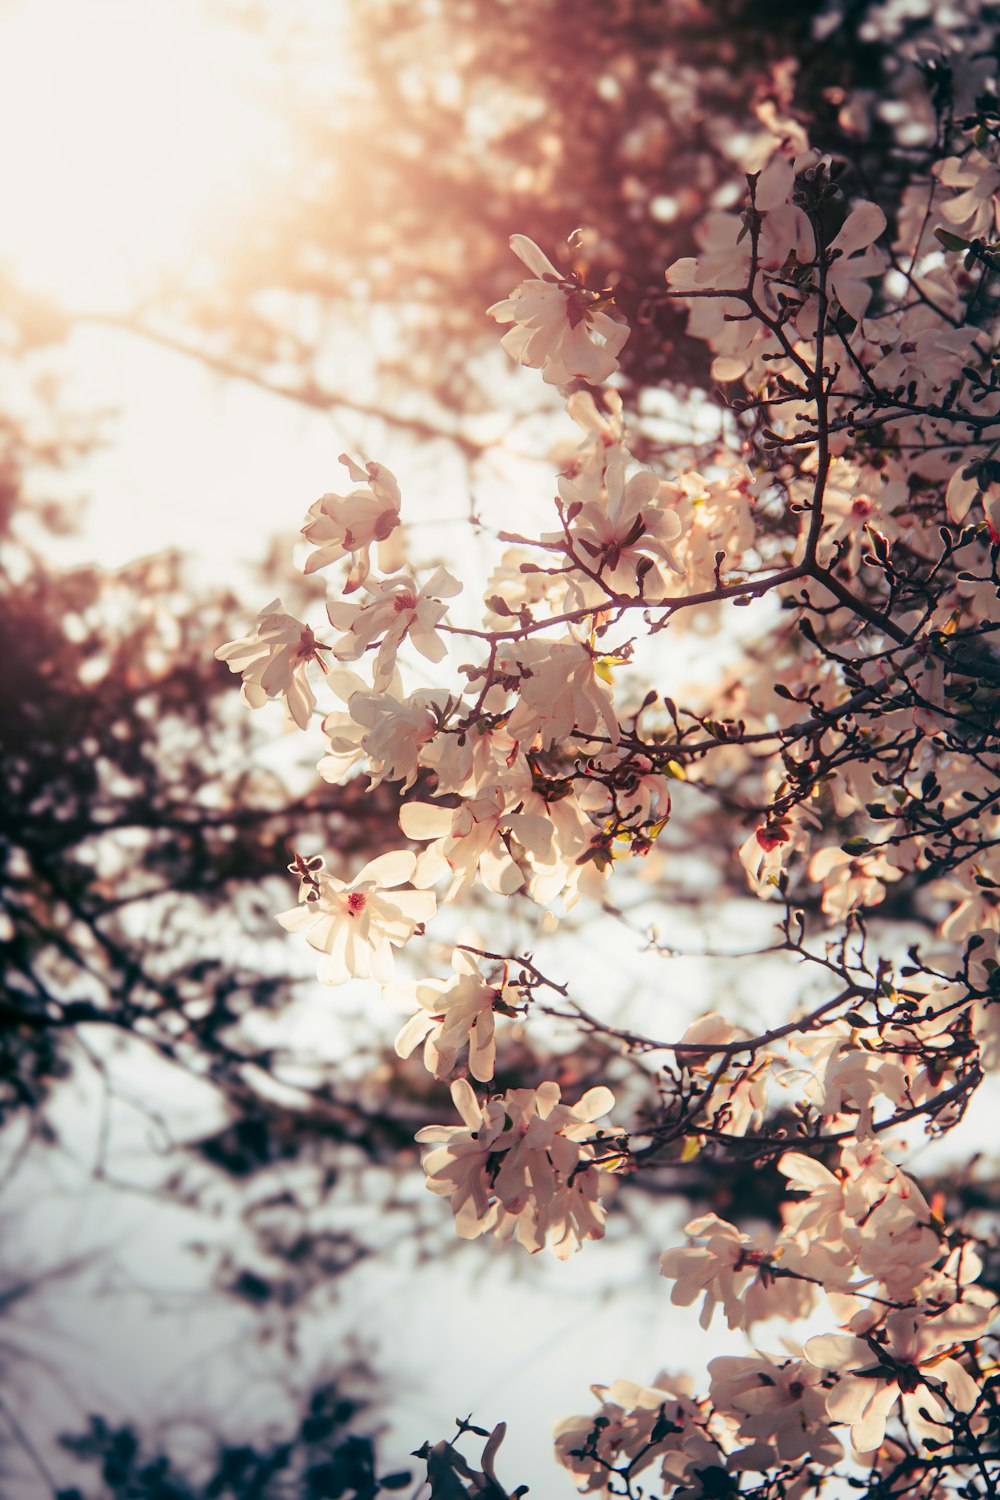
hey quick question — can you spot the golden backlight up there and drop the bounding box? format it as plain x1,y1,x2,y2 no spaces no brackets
0,0,277,310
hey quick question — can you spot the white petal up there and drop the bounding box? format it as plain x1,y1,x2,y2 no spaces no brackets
357,849,417,888
509,234,562,279
830,202,886,258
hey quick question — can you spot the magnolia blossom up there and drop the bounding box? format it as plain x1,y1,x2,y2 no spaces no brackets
807,1312,982,1454
401,783,556,900
416,1078,623,1258
500,636,621,750
394,948,524,1082
808,845,903,919
487,234,630,387
557,456,683,599
319,682,446,790
215,598,328,729
276,849,436,985
708,1351,842,1467
660,1212,815,1331
554,1374,702,1493
301,454,402,591
823,201,887,324
935,147,1000,238
327,565,461,690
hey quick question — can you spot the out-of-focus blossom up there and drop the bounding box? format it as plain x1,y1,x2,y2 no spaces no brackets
660,1212,815,1330
215,598,328,729
301,454,402,591
554,1374,702,1493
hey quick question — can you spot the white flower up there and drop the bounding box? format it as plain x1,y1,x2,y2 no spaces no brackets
708,1351,842,1467
394,948,523,1082
824,201,887,324
276,849,436,986
301,453,402,591
416,1078,623,1257
319,683,446,791
554,1374,701,1493
660,1213,814,1331
215,598,329,729
400,786,554,899
558,456,683,598
501,636,621,750
936,148,1000,239
488,235,629,387
807,1312,982,1454
327,565,461,690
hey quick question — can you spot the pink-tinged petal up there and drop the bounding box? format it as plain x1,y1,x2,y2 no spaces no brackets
805,1333,869,1371
395,1011,434,1059
368,936,396,983
832,275,874,325
410,628,447,664
778,1152,840,1188
241,681,268,710
356,849,417,888
534,1080,562,1117
505,812,554,860
470,1018,497,1084
400,801,454,840
830,202,886,258
934,1357,981,1412
423,565,463,599
275,905,311,933
450,1078,483,1129
851,1380,899,1454
285,674,313,730
574,1086,615,1122
479,842,524,895
946,468,978,522
509,234,562,279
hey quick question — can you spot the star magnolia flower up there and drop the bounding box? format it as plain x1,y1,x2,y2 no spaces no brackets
327,565,461,691
806,1312,982,1454
319,683,447,791
558,456,683,597
660,1213,815,1331
554,1374,701,1494
301,453,402,592
501,636,621,750
215,598,329,729
416,1078,623,1258
708,1351,843,1467
400,786,554,899
487,234,630,387
822,201,887,324
276,849,436,986
394,948,523,1082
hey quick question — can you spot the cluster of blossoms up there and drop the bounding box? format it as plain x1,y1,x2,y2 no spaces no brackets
220,45,1000,1496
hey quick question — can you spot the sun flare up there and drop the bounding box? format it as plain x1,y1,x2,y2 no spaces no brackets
0,0,277,310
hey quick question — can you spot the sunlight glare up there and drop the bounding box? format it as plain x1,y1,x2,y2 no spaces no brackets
0,0,278,309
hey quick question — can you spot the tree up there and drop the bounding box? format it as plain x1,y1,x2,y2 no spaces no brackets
219,19,1000,1500
4,1,1000,1495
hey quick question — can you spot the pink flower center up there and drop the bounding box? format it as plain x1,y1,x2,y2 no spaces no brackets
346,891,367,917
851,497,873,518
393,590,417,614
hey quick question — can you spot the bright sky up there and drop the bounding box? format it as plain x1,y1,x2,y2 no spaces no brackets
0,0,280,309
